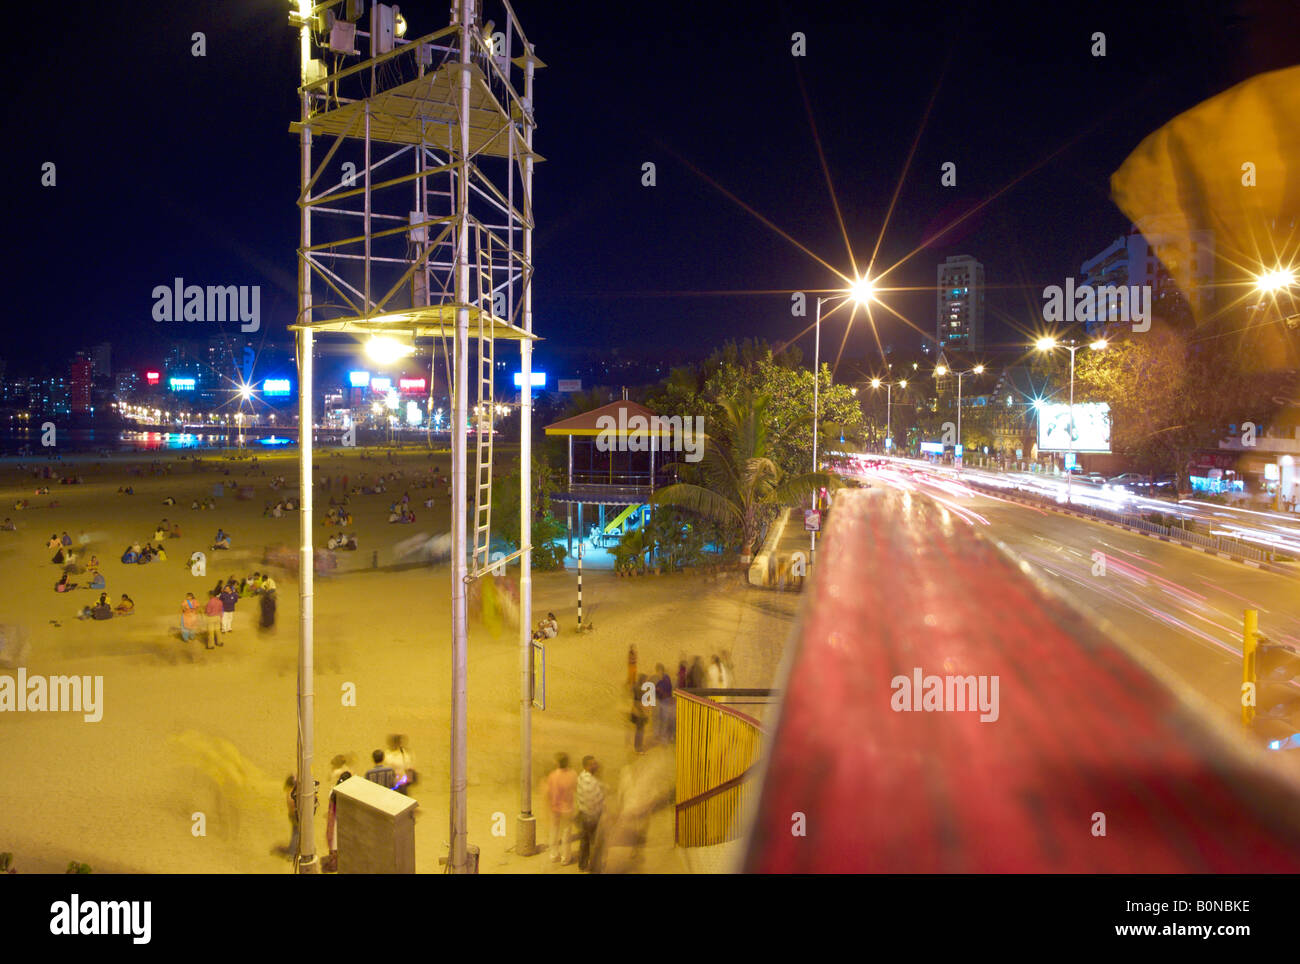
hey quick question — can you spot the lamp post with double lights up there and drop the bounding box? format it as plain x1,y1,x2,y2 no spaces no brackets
870,377,907,453
1035,336,1107,502
933,363,983,467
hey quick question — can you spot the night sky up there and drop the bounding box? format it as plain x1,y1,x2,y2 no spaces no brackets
6,0,1298,375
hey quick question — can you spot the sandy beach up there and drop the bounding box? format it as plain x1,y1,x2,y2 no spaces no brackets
0,445,797,873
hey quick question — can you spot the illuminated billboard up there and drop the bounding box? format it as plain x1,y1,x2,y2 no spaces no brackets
169,377,196,391
513,371,546,388
1036,401,1111,453
371,376,393,393
145,371,161,385
349,370,370,387
263,379,292,396
398,377,426,391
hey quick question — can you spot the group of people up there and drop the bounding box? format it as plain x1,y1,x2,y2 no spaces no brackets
211,529,232,550
324,505,354,527
387,507,415,524
190,497,217,510
116,486,135,495
300,736,415,870
153,520,182,540
544,753,607,872
263,499,296,518
325,532,358,551
120,541,167,565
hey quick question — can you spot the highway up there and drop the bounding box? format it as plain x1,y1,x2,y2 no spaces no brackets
854,459,1300,728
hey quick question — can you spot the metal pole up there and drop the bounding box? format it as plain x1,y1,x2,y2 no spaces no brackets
517,46,537,856
1243,608,1258,726
577,543,583,628
449,0,473,874
294,0,318,875
956,372,963,467
1068,344,1075,504
885,383,891,452
812,298,821,561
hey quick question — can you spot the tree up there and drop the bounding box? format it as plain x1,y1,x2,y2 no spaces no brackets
1074,319,1293,487
652,389,836,560
490,455,567,569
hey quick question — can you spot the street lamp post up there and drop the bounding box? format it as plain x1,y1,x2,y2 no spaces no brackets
1036,337,1107,504
933,363,983,467
811,277,874,559
871,377,907,453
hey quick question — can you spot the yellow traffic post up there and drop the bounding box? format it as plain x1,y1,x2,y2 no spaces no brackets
1243,609,1258,726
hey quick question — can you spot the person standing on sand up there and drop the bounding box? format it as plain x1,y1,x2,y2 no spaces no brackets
179,593,200,642
627,645,638,688
204,591,223,649
219,582,239,634
545,753,578,865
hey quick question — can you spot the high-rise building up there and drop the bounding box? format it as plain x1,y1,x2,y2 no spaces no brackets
1079,223,1215,334
88,342,112,378
70,355,93,414
937,255,985,351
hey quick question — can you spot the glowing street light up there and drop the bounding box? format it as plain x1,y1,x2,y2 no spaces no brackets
933,363,986,465
1256,267,1296,294
870,376,909,452
364,335,415,364
808,275,878,558
1035,336,1108,501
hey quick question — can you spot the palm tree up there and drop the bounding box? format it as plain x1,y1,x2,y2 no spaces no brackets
652,389,835,561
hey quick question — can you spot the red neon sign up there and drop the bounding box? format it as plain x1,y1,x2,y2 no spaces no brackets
145,371,161,384
398,378,426,391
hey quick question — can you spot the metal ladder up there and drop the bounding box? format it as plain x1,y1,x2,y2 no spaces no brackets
471,221,495,574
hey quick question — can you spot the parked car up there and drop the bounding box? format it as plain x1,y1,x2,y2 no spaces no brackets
1081,473,1107,485
1151,473,1178,493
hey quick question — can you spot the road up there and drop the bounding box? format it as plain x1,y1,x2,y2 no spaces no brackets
858,461,1300,728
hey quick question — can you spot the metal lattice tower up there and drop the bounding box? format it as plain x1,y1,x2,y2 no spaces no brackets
289,0,541,874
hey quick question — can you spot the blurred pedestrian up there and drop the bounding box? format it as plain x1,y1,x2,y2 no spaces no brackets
179,592,200,642
687,656,705,689
630,675,650,754
364,749,397,789
259,589,276,632
204,590,223,649
654,664,674,743
576,756,605,872
626,645,638,688
676,660,688,690
706,655,724,689
284,775,300,859
545,752,577,865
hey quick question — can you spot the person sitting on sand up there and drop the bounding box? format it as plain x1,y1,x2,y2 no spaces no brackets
155,544,167,563
87,570,106,591
114,594,135,616
191,500,201,510
55,572,76,592
163,496,175,505
47,534,60,551
170,522,181,539
91,594,113,620
121,546,139,565
52,546,68,565
0,518,14,531
212,529,231,550
154,525,166,541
